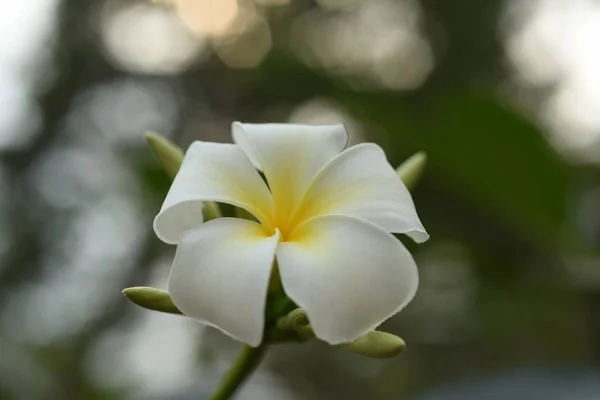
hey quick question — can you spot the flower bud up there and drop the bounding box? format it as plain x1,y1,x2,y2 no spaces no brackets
286,309,314,340
396,151,427,191
265,308,314,343
122,286,182,315
144,132,222,221
145,132,184,180
339,331,405,358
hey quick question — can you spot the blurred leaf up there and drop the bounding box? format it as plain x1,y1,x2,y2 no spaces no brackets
343,89,571,245
396,92,571,246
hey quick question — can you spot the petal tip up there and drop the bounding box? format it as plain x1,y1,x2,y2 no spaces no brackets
410,229,430,244
152,213,178,245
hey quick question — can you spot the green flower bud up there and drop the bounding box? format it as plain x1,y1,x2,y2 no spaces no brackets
285,309,314,340
338,331,405,358
266,308,314,343
122,286,183,315
144,132,222,221
396,151,427,191
266,308,405,358
144,132,184,180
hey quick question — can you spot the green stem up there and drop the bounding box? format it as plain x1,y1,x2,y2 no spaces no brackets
208,344,267,400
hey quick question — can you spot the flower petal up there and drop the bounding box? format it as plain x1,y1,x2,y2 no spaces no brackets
168,218,279,346
154,141,274,244
232,122,348,225
293,143,429,243
277,215,419,345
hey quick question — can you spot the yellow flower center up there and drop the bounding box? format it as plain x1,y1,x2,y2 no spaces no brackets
259,178,311,242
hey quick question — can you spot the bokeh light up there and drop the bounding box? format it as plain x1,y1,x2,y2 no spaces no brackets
64,78,180,145
212,10,273,69
504,0,600,163
174,0,239,37
290,0,434,90
0,0,58,150
101,2,207,74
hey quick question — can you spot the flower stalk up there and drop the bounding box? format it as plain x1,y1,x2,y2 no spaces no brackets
208,344,267,400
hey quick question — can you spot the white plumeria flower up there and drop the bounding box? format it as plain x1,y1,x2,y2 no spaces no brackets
154,123,429,347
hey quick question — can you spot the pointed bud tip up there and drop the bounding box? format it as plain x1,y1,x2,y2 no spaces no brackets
122,285,162,295
144,131,223,221
122,286,141,298
143,131,184,180
396,151,427,190
409,151,427,166
144,131,171,150
122,286,183,315
143,131,159,141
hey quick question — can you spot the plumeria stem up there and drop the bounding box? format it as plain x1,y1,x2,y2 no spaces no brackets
208,344,268,400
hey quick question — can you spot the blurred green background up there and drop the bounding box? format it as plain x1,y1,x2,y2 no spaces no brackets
1,0,599,399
